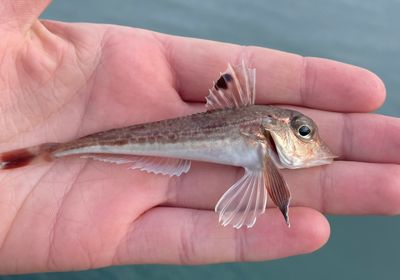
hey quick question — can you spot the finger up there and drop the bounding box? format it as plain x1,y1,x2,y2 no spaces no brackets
164,161,400,216
114,207,329,264
158,34,385,112
284,161,400,215
0,0,51,33
295,107,400,164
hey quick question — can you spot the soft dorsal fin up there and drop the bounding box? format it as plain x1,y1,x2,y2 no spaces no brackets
206,60,256,111
81,154,191,177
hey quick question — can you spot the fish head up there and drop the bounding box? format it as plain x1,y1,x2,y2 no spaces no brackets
263,109,336,169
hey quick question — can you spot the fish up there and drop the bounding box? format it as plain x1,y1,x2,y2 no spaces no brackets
0,61,336,229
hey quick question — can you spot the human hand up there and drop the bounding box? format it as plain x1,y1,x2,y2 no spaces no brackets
0,0,398,274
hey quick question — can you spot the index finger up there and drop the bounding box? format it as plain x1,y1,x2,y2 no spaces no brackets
158,34,385,112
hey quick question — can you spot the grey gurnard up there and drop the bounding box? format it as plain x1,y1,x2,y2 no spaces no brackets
0,61,336,229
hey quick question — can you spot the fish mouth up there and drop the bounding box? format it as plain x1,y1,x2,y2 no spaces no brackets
275,145,335,169
266,131,337,169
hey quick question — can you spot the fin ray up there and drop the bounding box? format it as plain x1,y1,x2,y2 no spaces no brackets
215,169,267,229
206,61,256,111
263,157,291,226
82,154,191,177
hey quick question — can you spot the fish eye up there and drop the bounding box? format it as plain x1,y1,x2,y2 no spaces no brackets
298,125,311,137
291,115,316,140
297,124,314,141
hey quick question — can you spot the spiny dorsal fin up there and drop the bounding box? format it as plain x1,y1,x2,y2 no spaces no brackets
206,60,256,111
82,154,191,177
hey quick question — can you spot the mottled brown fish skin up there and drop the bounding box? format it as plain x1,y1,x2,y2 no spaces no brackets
54,105,288,153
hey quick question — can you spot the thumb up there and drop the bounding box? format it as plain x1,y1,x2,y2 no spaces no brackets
0,0,52,33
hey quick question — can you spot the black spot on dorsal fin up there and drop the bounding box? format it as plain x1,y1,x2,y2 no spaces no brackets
214,73,233,90
206,62,256,111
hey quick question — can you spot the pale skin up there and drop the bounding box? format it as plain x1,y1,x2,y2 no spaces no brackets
0,0,399,275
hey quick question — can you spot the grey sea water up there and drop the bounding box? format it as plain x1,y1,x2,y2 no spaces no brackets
2,0,400,279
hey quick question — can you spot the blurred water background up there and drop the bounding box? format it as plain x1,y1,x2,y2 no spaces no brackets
2,0,400,279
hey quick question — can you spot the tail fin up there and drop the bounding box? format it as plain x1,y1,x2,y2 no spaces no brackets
0,143,59,170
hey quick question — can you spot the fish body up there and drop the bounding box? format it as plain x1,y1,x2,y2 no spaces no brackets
0,62,336,229
54,106,278,169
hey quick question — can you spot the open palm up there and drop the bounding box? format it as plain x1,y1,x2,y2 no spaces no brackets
0,0,399,274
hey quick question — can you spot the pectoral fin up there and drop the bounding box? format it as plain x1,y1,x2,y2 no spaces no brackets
264,157,291,226
215,169,267,229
